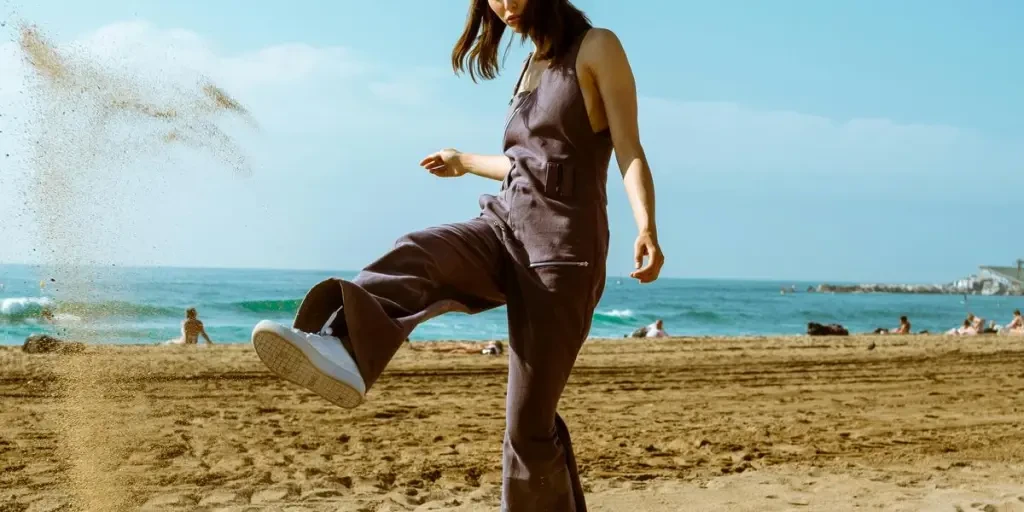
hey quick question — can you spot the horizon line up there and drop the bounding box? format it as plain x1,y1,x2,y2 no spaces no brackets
0,261,979,286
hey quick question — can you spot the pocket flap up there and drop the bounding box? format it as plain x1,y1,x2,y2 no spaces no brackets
544,162,574,198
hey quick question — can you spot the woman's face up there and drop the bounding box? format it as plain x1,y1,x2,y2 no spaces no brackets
488,0,528,33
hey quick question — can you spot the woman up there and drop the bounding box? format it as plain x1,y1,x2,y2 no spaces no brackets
251,1,663,510
169,308,213,345
894,315,911,334
1002,309,1023,335
872,315,910,335
947,319,978,336
628,318,669,338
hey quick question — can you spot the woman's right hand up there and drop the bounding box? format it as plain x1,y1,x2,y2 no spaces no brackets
419,148,466,178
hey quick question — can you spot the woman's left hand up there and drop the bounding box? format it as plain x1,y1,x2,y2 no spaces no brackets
630,231,664,283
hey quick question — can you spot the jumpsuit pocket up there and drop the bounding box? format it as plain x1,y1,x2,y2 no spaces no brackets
543,162,575,198
528,256,593,292
507,161,591,269
529,259,593,294
529,260,589,269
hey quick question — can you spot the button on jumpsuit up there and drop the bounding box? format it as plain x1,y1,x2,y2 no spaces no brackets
291,28,612,511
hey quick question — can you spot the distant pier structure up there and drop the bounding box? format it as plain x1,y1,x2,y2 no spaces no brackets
979,259,1024,287
815,259,1023,295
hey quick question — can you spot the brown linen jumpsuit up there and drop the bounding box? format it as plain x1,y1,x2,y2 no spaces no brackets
291,27,613,511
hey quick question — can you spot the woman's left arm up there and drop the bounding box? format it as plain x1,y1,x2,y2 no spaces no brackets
586,29,665,283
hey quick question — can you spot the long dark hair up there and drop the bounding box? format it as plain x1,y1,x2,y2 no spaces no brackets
451,0,592,82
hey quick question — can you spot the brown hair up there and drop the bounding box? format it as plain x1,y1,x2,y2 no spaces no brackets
451,0,592,82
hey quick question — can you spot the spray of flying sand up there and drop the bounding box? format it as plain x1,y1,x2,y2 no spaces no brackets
17,23,255,510
19,23,253,271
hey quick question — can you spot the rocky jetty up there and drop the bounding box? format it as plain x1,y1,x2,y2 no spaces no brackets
22,334,85,354
818,272,1023,296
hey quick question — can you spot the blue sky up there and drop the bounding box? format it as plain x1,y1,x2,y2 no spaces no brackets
0,0,1020,283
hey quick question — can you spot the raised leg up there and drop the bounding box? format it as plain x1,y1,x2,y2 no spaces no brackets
264,218,508,396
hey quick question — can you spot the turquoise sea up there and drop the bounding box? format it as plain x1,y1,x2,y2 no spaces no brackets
1,264,1020,345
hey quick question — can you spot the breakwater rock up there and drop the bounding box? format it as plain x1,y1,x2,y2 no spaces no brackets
818,273,1023,296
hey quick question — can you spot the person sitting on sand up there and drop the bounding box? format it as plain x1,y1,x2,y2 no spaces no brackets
961,319,977,335
481,341,504,355
947,319,977,336
967,313,985,332
894,315,911,334
873,315,911,335
628,319,668,338
1000,309,1023,335
407,341,502,355
173,308,213,345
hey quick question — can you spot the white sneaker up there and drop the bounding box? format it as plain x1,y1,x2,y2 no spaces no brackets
251,320,366,408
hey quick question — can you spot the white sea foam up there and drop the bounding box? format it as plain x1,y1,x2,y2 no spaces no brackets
602,309,635,318
0,296,54,317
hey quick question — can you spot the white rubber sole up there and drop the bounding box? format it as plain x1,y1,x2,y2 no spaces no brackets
251,321,365,409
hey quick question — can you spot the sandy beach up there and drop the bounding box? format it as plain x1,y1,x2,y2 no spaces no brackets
2,334,1024,511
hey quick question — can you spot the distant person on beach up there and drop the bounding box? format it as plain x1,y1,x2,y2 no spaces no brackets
1000,309,1023,335
963,319,978,335
873,315,910,335
407,341,503,355
895,315,911,334
966,313,985,332
174,308,213,345
947,319,977,336
247,1,664,510
963,313,998,334
405,340,504,355
627,319,669,338
482,340,504,355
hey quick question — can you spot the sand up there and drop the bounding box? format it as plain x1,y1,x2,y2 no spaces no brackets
2,334,1024,511
13,23,258,509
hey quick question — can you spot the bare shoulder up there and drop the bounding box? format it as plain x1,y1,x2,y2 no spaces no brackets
581,27,626,57
580,27,629,74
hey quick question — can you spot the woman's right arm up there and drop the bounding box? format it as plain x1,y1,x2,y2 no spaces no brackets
420,149,510,181
457,153,511,181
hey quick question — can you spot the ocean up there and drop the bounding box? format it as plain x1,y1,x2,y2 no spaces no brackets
1,264,1020,345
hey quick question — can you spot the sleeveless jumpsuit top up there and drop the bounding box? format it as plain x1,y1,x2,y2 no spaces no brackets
480,28,614,272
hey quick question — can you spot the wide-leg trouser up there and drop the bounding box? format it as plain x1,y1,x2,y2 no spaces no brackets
291,217,604,511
